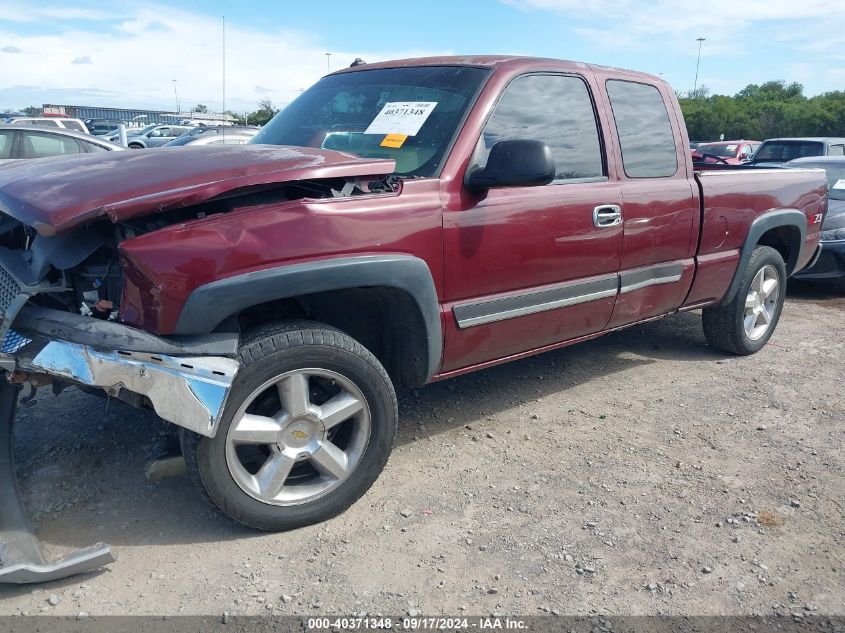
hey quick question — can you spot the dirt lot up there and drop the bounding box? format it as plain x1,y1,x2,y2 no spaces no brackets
0,286,843,617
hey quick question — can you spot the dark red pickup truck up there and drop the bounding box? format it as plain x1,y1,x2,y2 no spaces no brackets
0,57,827,579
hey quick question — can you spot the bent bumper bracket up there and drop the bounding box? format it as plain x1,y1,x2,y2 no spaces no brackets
0,379,115,584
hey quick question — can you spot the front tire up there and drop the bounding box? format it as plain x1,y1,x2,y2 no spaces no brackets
702,245,786,355
181,321,397,531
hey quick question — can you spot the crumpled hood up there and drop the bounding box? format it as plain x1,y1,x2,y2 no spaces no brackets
0,144,395,235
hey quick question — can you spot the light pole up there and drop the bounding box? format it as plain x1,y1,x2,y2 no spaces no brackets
325,52,332,72
172,79,180,113
693,37,705,96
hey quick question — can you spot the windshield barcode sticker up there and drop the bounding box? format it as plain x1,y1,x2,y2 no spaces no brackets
365,101,437,136
380,134,408,148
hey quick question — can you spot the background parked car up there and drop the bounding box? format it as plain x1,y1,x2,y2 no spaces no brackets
163,132,256,147
163,126,259,147
785,156,845,290
0,125,125,163
104,123,157,143
692,140,761,164
9,117,90,134
748,137,845,165
124,124,196,149
85,119,127,136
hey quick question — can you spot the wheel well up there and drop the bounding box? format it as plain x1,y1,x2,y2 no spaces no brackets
757,225,800,274
233,287,431,389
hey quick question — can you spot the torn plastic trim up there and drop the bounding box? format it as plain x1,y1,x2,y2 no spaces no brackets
12,334,239,438
0,379,115,584
16,306,239,357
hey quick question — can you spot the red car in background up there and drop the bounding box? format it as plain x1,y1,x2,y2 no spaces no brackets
693,139,761,164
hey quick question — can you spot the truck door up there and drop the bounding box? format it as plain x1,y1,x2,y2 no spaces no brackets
599,77,698,328
440,72,623,373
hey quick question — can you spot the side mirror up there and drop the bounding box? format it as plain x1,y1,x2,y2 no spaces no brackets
466,139,556,191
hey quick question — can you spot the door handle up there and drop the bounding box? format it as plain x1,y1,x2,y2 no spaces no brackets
593,205,622,228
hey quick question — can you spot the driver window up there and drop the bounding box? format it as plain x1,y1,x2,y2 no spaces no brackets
480,74,605,182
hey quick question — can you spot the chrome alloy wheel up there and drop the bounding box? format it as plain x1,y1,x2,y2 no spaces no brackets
743,264,779,340
225,368,371,506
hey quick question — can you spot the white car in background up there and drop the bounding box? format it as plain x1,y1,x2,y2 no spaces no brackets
8,117,90,134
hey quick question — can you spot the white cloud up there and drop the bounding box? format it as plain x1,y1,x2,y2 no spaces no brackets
0,2,448,112
502,0,845,95
506,0,845,53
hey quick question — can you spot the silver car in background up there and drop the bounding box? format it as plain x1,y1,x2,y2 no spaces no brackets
163,126,259,147
163,133,256,147
165,125,261,147
0,125,125,163
124,124,196,149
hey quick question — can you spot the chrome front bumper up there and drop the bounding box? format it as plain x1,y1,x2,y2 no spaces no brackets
13,338,238,437
2,308,240,438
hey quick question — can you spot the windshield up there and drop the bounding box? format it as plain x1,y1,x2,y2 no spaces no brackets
163,135,197,147
251,66,489,178
754,140,824,163
698,143,739,158
128,124,157,136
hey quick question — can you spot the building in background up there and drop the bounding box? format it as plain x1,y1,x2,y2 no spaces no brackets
40,104,236,127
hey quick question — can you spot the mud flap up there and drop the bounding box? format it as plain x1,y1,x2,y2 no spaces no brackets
0,379,115,584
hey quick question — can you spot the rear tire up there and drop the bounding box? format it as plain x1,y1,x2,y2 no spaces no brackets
702,245,786,355
181,321,397,531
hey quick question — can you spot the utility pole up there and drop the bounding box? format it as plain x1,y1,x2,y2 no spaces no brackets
222,16,226,127
172,79,180,113
325,52,332,73
693,37,706,96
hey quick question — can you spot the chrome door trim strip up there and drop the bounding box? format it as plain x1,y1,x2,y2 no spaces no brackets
453,274,619,329
618,262,684,294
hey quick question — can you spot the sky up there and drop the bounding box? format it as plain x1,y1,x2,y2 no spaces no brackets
1,0,843,114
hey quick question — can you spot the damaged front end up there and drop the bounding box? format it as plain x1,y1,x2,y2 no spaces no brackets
0,145,398,583
0,219,241,584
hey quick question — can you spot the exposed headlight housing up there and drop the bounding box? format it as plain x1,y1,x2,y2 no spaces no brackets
820,228,845,242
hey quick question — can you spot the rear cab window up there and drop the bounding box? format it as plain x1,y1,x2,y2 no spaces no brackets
61,120,85,132
754,140,824,162
606,80,678,178
479,73,605,182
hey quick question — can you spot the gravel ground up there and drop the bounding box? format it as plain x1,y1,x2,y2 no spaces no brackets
0,285,842,617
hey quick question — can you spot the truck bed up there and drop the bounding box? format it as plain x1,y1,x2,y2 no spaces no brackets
682,168,827,307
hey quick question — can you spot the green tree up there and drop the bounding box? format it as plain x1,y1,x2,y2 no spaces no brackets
678,80,845,141
246,99,279,126
193,104,209,113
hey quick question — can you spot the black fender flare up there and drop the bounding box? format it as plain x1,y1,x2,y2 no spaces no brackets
174,254,442,381
721,209,806,306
